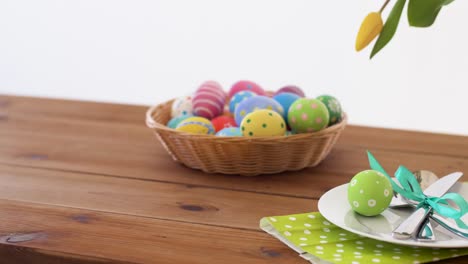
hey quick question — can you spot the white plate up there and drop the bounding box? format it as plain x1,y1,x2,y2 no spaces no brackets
318,182,468,248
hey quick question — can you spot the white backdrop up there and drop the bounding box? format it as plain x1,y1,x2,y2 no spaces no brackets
1,1,467,135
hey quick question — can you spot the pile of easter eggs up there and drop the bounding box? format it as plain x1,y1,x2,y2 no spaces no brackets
167,80,344,137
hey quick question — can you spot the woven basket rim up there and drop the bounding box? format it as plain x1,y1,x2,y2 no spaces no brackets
146,99,348,141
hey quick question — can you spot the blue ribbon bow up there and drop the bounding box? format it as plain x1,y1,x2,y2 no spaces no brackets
367,151,468,229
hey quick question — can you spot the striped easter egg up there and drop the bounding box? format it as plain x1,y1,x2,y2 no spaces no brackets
199,80,223,93
176,117,215,135
193,82,227,119
228,80,265,98
274,85,305,97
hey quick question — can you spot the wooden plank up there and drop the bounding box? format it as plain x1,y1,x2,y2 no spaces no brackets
341,125,468,158
0,108,152,148
3,109,467,158
0,164,314,230
0,200,301,264
0,245,125,264
2,94,467,157
0,94,145,125
0,129,466,199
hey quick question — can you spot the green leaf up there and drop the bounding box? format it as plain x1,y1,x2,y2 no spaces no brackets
408,0,454,27
370,0,407,59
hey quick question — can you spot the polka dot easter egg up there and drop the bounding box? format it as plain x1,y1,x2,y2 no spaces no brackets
192,81,226,119
288,98,329,133
317,95,343,126
216,127,242,137
273,92,301,120
167,114,193,129
234,96,284,125
229,91,256,113
347,170,393,216
274,85,305,97
211,115,237,132
228,80,265,98
241,109,286,137
171,96,193,118
176,117,215,135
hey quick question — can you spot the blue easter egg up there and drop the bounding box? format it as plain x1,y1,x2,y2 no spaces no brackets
229,91,257,113
234,96,284,125
167,114,193,129
273,92,301,120
216,127,242,137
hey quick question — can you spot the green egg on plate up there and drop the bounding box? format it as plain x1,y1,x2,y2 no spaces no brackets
347,170,393,216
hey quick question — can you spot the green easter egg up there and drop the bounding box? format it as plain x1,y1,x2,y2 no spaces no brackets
347,170,393,216
287,98,329,133
317,95,343,126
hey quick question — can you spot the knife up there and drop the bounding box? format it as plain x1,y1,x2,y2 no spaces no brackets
430,213,468,239
392,172,463,240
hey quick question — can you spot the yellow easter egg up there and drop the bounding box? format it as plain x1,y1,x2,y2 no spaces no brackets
241,109,286,137
176,117,215,135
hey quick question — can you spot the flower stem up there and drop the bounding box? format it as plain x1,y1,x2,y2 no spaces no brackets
379,0,391,13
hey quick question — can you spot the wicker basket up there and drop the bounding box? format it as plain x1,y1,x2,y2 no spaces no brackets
146,99,347,176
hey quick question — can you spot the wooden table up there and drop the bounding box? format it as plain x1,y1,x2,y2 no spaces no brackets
0,95,467,264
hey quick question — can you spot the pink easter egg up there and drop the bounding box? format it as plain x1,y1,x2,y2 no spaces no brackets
193,88,226,119
228,80,265,98
193,89,225,106
199,80,223,92
275,85,305,97
197,81,227,99
194,86,226,102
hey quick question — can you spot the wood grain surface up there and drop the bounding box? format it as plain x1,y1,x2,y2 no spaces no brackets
0,95,467,263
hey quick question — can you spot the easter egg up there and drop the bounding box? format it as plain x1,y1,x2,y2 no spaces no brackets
216,127,242,137
275,85,305,97
193,84,226,119
287,98,329,133
197,80,226,98
234,96,284,125
176,117,215,135
228,80,265,98
229,91,257,113
284,130,295,136
273,92,301,120
317,95,343,126
347,170,393,216
171,96,193,118
199,80,223,93
211,115,237,132
240,109,286,137
167,114,193,129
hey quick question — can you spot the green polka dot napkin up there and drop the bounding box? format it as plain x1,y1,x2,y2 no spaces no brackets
260,212,468,264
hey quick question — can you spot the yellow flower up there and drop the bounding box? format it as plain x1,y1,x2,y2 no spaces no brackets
355,12,384,52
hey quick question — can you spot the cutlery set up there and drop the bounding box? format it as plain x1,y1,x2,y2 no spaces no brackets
390,171,467,242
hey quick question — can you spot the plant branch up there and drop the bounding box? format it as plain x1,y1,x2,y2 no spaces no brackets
379,0,391,13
